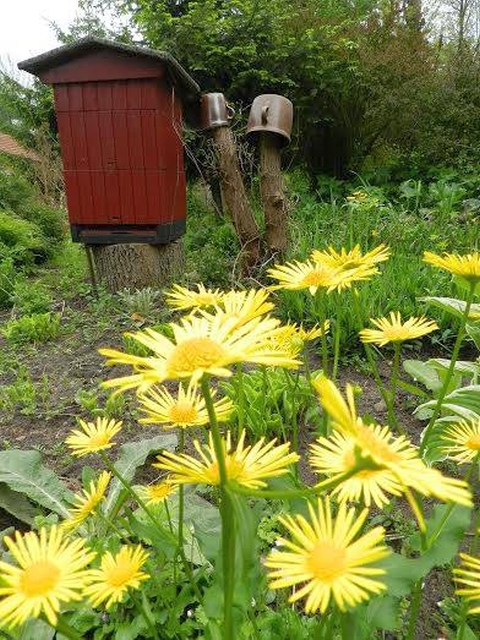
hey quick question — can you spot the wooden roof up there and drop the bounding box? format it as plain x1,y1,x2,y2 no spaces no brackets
18,37,200,103
0,132,40,161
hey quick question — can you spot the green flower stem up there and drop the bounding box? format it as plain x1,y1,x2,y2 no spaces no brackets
178,429,185,550
164,498,177,584
264,367,288,442
53,616,84,640
332,293,342,380
99,452,175,545
97,508,129,539
405,579,423,640
314,290,330,376
282,369,299,460
134,594,160,640
427,464,475,549
364,344,403,433
457,601,469,640
236,363,246,440
420,282,476,455
200,375,235,640
98,452,202,604
406,498,429,640
386,342,404,434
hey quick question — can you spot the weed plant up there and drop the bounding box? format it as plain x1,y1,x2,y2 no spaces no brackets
2,312,61,345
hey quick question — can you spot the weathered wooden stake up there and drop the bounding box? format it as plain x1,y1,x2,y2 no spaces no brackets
211,126,261,270
259,132,288,254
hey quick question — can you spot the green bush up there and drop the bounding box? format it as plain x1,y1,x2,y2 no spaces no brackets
0,210,48,264
21,202,65,244
2,312,61,345
0,170,65,265
0,257,16,308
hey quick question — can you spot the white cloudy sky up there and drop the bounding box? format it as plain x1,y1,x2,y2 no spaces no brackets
0,0,79,77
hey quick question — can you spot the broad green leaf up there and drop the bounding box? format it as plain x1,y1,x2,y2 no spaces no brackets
403,360,441,393
466,321,480,350
12,618,55,640
135,488,221,565
410,504,472,571
415,385,480,421
366,595,400,631
428,358,479,378
0,483,37,524
105,433,177,513
128,512,177,559
421,296,480,320
378,552,428,597
396,379,430,398
420,416,459,464
0,450,71,517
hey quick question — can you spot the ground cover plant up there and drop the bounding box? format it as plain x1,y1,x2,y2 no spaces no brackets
0,203,478,638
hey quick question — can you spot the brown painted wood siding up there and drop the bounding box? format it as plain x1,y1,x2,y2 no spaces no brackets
54,78,185,226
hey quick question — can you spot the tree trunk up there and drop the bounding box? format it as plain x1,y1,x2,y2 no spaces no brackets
90,241,184,293
211,126,261,270
259,132,289,255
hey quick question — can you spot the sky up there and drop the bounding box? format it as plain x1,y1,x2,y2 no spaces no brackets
0,0,79,80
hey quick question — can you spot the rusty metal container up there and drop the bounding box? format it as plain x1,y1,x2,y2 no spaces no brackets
247,94,293,143
200,92,235,130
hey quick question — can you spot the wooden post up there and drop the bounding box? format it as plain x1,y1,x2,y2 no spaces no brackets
259,132,288,254
211,126,261,270
91,241,184,293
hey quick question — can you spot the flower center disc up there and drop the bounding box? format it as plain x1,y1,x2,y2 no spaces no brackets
466,434,480,450
302,269,332,287
89,434,109,447
169,401,198,425
107,565,135,588
21,561,60,596
308,542,346,582
167,338,226,376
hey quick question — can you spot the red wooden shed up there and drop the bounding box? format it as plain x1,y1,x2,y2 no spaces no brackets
18,37,200,244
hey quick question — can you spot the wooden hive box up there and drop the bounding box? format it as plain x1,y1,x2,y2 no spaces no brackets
19,37,200,244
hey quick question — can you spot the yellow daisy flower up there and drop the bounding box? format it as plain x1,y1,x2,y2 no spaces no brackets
0,526,95,628
268,321,330,357
359,311,438,346
100,313,299,393
311,244,390,271
84,545,149,610
454,553,480,614
62,471,111,531
314,378,473,509
65,417,123,457
155,430,299,489
346,416,471,507
138,382,233,428
164,283,224,311
310,432,403,508
137,480,177,506
264,498,389,614
424,251,480,285
438,418,480,463
212,288,275,327
268,259,373,294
